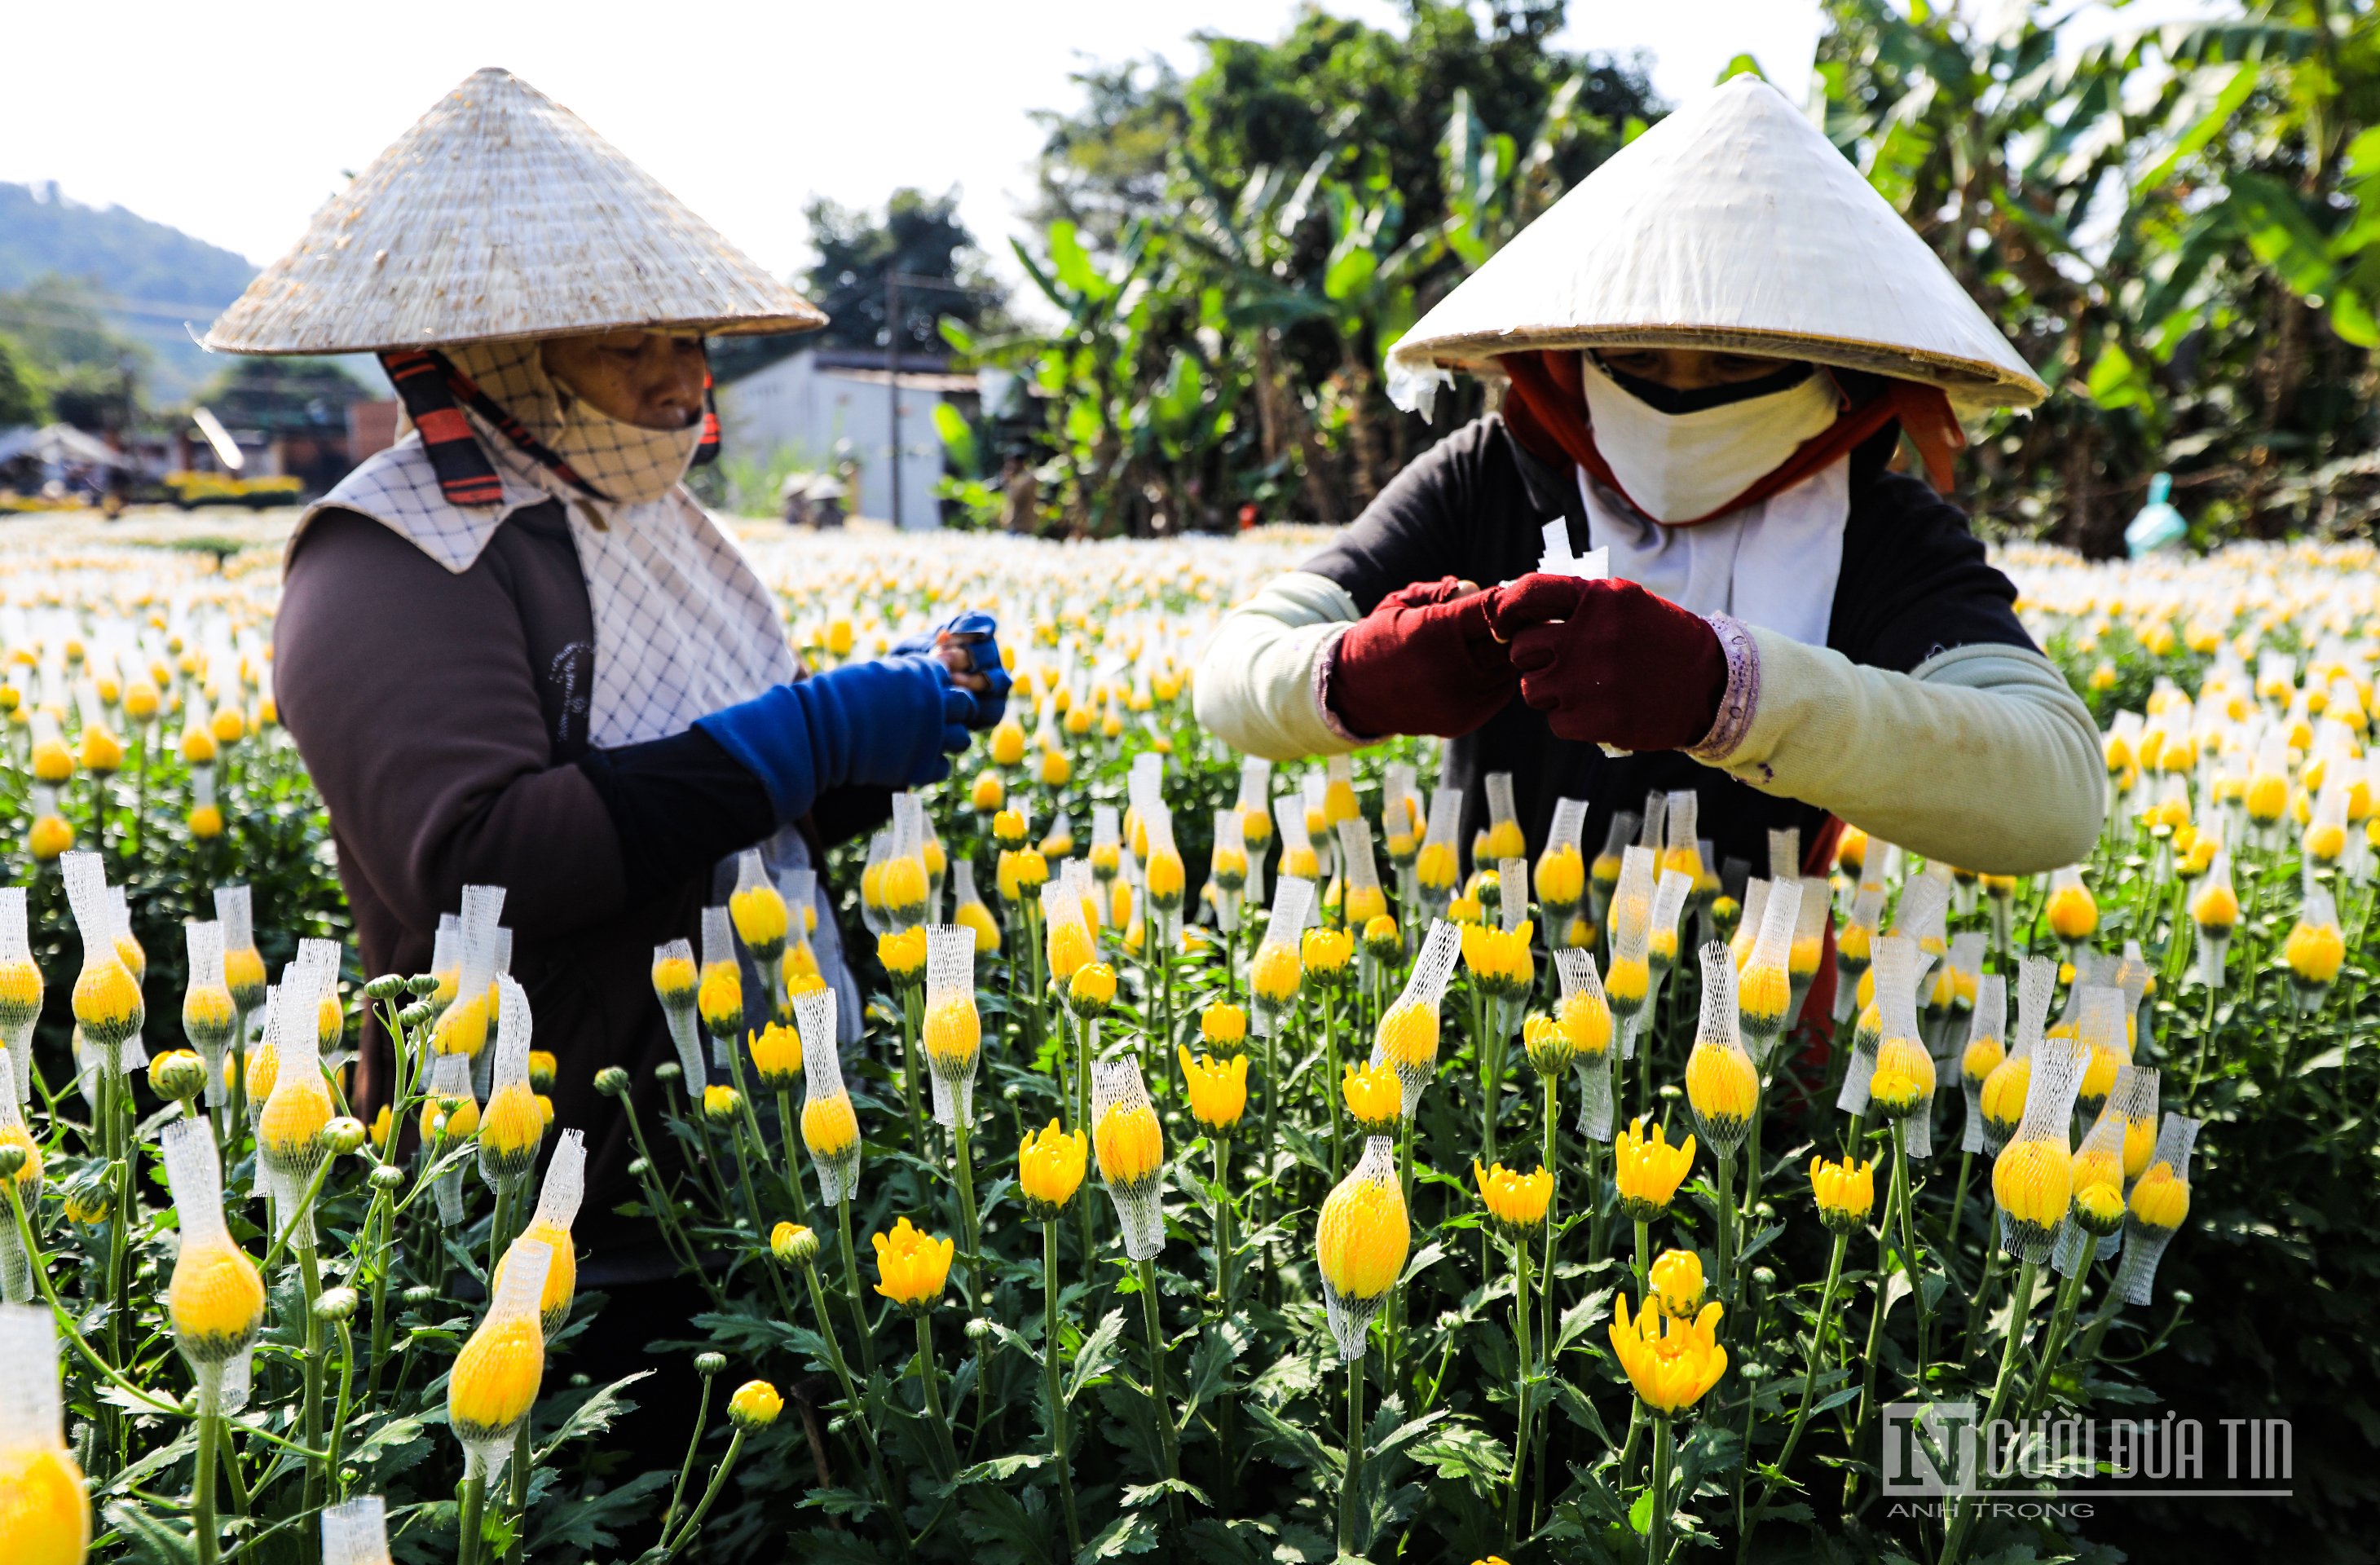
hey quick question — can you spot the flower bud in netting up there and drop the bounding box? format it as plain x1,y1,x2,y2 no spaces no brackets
421,1051,478,1227
161,1120,264,1391
1534,797,1589,924
1249,876,1314,1038
1091,1059,1165,1260
1992,1033,2087,1262
320,1493,392,1565
729,849,789,968
1369,920,1461,1121
0,1056,38,1304
1604,847,1655,1056
258,951,337,1247
478,978,544,1192
1315,1136,1408,1361
1551,949,1615,1142
2112,1113,2200,1307
1412,787,1463,915
431,885,505,1060
179,919,236,1109
62,853,139,1059
1956,972,2008,1156
1336,818,1389,933
2191,843,2238,990
698,906,747,1067
0,1304,90,1565
922,926,981,1129
1864,937,1938,1157
448,1238,550,1480
2057,1066,2159,1268
1683,943,1757,1155
650,937,704,1086
1734,878,1800,1065
494,1130,584,1336
2285,883,2346,1016
0,889,42,1109
794,987,862,1206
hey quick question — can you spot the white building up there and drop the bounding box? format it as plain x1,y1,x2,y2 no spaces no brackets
714,348,974,531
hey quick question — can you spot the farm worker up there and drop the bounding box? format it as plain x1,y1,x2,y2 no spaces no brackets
204,71,1005,1294
1197,76,2100,879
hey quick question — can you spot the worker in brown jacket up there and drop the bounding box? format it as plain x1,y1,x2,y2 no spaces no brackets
204,71,1004,1329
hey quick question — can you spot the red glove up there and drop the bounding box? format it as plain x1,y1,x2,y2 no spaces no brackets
1488,574,1728,752
1328,577,1516,738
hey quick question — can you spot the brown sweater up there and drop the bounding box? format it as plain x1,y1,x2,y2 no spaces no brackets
275,500,871,1277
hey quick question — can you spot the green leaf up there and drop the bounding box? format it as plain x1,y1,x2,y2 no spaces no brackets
1411,1420,1510,1497
1179,1312,1250,1422
104,1503,195,1565
945,1452,1047,1490
533,1369,652,1465
1081,1508,1162,1558
1066,1307,1127,1402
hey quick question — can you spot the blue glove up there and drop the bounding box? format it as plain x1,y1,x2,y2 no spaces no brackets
695,656,976,821
890,611,1012,730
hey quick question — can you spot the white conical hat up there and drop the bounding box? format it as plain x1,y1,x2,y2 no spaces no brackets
205,68,825,355
1385,75,2043,419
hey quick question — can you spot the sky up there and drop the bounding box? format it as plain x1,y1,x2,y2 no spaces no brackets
0,0,1827,300
2,0,2228,316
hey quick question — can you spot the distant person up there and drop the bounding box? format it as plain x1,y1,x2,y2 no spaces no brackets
1197,76,2100,881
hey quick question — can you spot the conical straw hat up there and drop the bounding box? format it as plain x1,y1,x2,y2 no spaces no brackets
1385,75,2043,419
205,68,825,355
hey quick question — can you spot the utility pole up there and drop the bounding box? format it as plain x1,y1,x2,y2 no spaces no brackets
881,269,976,530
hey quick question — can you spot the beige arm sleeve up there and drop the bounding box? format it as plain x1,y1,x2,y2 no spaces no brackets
1192,571,1366,762
1697,628,2104,874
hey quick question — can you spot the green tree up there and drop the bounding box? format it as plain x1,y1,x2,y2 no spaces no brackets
0,333,45,427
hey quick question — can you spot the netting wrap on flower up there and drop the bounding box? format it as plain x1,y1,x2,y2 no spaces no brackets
923,925,981,1129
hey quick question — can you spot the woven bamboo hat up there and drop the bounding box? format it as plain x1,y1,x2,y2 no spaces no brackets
1385,75,2044,419
205,68,825,355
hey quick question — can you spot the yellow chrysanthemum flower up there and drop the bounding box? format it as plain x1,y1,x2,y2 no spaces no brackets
729,884,789,954
1375,999,1439,1072
1316,1173,1408,1302
1614,1118,1695,1220
1018,1121,1088,1216
1178,1047,1249,1132
1608,1294,1727,1414
1993,1139,2073,1237
1648,1248,1704,1318
1473,1160,1553,1234
802,1093,860,1162
1342,1060,1404,1133
748,1023,803,1089
1094,1099,1164,1187
167,1237,265,1362
2128,1162,2190,1231
1809,1154,1876,1232
872,1217,954,1312
923,995,981,1068
447,1308,544,1444
0,1443,89,1565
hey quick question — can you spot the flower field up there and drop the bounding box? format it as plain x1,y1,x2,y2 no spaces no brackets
0,526,2367,1565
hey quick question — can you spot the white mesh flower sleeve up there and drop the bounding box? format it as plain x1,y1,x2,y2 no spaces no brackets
1739,878,1800,1064
320,1494,394,1565
652,937,705,1085
923,925,981,1129
1889,873,1950,949
1651,870,1693,952
1318,1135,1404,1362
1558,948,1616,1143
1091,1058,1165,1261
426,1051,476,1227
1959,972,2008,1154
1497,856,1528,934
0,1303,66,1452
2195,849,2235,989
533,1129,587,1232
2113,1113,2201,1306
1767,827,1801,882
1370,919,1461,1118
1686,941,1755,1154
1663,791,1697,864
1251,875,1316,1038
0,1057,28,1303
0,888,38,1106
1995,1034,2087,1263
795,986,861,1206
699,906,738,1066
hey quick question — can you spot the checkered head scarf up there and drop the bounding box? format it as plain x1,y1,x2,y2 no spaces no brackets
440,339,707,506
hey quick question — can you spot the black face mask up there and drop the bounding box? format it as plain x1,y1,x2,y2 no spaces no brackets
1593,354,1817,415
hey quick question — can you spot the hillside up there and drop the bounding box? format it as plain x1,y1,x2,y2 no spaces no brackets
0,181,257,399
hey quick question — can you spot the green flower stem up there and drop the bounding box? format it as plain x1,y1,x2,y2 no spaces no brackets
193,1373,222,1565
1889,1121,1928,1387
298,1234,328,1516
1646,1410,1673,1565
1338,1349,1366,1559
1845,1227,1893,1492
505,1422,532,1565
1136,1256,1185,1530
1042,1223,1083,1556
328,1318,357,1500
954,1121,985,1307
774,1091,813,1225
1540,1073,1561,1369
1942,1257,2038,1565
1634,1219,1651,1303
897,989,930,1178
796,1255,894,1505
658,1430,748,1563
1320,990,1342,1185
835,1199,876,1375
658,1372,715,1543
2022,1235,2100,1421
913,1312,961,1479
1964,1220,2004,1363
1747,1228,1849,1528
457,1466,487,1565
1503,1231,1534,1547
1713,1147,1736,1308
619,1093,725,1310
1943,1148,1975,1254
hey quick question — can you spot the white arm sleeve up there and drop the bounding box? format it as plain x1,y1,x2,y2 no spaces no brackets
1700,628,2104,874
1192,571,1365,762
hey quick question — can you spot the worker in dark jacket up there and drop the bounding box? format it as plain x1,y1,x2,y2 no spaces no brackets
205,69,1003,1283
1196,76,2100,878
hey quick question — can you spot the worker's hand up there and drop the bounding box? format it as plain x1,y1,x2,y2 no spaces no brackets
1488,574,1729,753
893,611,1012,728
1326,576,1516,739
696,658,975,821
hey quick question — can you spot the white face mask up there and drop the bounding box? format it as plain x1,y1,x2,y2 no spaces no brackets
1577,351,1839,524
